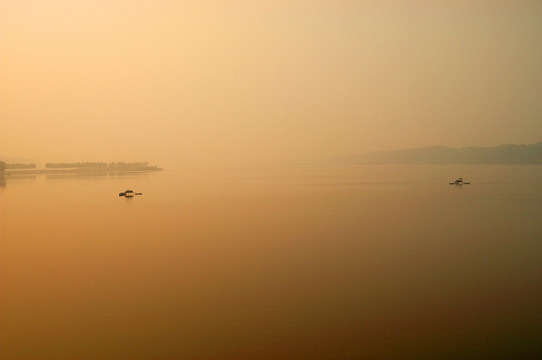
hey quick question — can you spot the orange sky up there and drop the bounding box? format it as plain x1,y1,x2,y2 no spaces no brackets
2,1,541,167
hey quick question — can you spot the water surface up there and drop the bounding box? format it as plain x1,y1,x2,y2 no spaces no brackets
1,165,541,359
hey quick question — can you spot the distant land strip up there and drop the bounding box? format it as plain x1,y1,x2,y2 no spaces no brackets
339,142,542,165
1,161,162,175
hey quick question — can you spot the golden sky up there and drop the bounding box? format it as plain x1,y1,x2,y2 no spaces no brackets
2,0,541,166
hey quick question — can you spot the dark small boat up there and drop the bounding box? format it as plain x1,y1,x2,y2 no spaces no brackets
449,177,470,185
119,189,142,197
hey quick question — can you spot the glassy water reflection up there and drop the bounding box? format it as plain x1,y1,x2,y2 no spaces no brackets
1,165,542,359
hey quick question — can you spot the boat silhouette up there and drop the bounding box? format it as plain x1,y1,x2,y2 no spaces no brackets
449,177,470,185
119,190,142,197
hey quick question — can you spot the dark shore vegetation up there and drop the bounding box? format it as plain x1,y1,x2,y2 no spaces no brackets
45,162,161,171
6,163,37,169
1,161,162,175
1,162,37,172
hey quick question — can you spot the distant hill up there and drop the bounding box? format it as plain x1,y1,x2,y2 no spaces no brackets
342,143,542,164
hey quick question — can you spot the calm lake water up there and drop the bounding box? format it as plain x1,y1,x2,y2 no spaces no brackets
1,165,542,359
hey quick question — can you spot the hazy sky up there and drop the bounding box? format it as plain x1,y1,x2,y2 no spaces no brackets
2,0,541,167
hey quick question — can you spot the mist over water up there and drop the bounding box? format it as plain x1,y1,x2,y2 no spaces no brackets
1,165,542,359
3,2,542,357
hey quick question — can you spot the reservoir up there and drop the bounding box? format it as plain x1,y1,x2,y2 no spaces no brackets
1,164,541,359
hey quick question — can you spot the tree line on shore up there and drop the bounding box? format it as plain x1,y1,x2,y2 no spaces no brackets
8,163,37,169
0,161,161,172
0,162,36,171
45,162,161,170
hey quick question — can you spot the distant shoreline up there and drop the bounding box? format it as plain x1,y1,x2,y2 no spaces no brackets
4,168,163,175
339,142,542,165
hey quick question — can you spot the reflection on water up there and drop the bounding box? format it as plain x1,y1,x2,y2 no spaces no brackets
46,173,109,181
1,165,541,359
2,170,157,183
1,173,37,182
